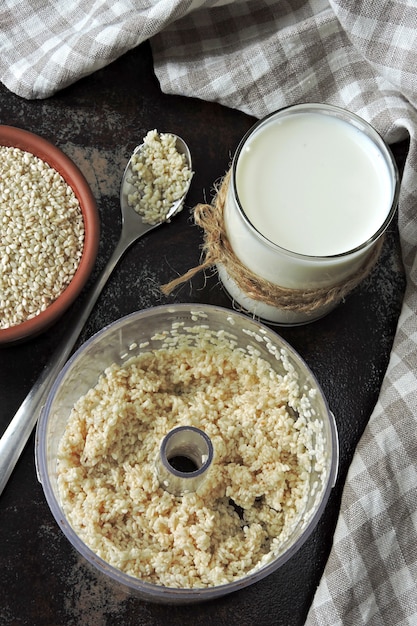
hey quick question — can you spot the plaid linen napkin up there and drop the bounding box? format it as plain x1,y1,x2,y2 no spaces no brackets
2,1,417,624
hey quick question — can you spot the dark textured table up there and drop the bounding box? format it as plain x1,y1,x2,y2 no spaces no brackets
0,41,407,626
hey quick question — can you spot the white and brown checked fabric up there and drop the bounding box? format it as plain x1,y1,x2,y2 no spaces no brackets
2,1,417,623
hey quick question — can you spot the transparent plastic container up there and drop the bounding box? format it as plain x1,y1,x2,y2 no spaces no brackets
36,304,338,604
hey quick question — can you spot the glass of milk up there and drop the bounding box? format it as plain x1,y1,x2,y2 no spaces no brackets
218,103,400,325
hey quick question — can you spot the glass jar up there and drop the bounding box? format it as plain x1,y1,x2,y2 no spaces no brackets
219,103,400,325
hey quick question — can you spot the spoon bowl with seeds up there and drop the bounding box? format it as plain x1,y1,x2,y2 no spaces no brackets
0,130,193,496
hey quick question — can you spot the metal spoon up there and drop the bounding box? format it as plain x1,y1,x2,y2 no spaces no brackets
0,134,192,496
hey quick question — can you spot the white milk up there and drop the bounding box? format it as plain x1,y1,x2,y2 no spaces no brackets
236,112,393,256
220,104,398,325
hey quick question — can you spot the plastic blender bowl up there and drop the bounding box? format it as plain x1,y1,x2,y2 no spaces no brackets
35,303,338,604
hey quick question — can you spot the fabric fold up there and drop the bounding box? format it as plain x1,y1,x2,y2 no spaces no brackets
0,0,203,99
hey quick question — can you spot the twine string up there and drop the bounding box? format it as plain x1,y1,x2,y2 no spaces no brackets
161,170,384,313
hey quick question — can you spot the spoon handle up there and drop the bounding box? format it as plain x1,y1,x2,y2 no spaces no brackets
0,235,130,497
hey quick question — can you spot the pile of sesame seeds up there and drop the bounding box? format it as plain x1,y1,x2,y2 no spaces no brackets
127,130,192,224
0,146,85,329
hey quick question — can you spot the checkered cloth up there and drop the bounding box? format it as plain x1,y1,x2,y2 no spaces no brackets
2,1,417,623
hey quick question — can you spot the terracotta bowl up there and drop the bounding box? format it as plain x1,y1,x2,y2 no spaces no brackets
0,126,100,344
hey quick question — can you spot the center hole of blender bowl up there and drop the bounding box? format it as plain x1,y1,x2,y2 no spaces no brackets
157,425,213,495
168,454,199,473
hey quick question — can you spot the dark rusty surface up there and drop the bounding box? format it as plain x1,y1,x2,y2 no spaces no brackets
0,41,407,626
